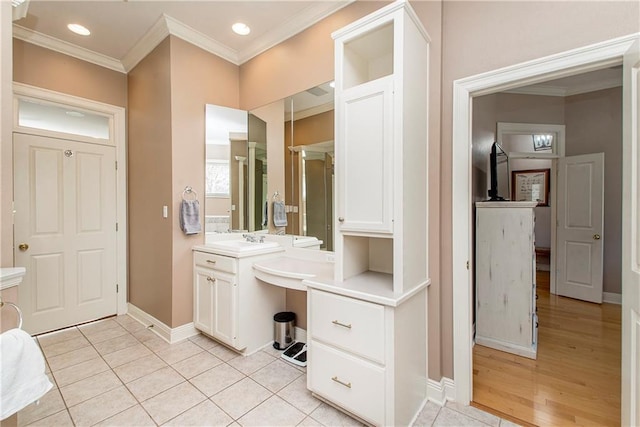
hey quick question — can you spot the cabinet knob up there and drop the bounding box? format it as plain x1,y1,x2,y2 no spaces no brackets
338,217,344,223
593,234,601,240
206,276,215,283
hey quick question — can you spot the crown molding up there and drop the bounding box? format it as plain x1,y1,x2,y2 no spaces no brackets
120,14,170,72
237,1,354,64
14,1,354,73
164,14,239,65
13,25,125,73
505,76,622,97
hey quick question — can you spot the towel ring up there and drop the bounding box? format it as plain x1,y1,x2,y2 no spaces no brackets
0,300,23,329
182,186,198,201
272,191,281,201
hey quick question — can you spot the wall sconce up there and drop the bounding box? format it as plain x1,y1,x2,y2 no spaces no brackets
532,134,553,151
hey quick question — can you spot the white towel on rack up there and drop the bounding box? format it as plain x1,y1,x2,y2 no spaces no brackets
0,328,53,420
273,201,288,227
180,200,202,235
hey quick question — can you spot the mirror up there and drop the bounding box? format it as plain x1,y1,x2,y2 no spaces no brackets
205,105,267,235
284,82,335,250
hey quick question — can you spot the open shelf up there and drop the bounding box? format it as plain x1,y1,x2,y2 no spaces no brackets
341,235,393,281
343,22,394,90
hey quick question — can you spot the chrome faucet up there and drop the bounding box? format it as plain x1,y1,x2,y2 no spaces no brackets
243,234,265,243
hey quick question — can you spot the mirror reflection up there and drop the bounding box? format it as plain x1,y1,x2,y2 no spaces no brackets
205,81,335,250
285,82,334,250
205,105,267,235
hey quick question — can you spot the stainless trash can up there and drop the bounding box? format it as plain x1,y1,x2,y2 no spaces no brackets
273,311,295,350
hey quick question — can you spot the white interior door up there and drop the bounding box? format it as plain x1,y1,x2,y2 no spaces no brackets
14,133,117,335
621,37,640,427
556,153,604,303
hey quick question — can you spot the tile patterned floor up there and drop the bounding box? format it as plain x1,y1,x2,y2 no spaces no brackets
18,315,520,426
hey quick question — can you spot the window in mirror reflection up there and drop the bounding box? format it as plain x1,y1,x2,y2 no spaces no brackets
205,160,230,196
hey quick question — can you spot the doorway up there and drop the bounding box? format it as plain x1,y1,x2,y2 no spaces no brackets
451,34,640,425
12,83,128,334
470,83,621,424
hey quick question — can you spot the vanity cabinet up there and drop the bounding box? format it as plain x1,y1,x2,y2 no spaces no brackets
475,201,538,359
192,247,285,353
306,2,430,425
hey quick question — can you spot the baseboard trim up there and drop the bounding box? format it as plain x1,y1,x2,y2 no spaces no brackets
427,377,455,406
602,292,622,305
127,303,199,343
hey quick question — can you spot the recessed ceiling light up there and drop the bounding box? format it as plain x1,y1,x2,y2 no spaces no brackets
67,23,90,36
232,22,250,36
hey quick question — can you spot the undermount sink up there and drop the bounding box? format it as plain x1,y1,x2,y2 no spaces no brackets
206,239,280,253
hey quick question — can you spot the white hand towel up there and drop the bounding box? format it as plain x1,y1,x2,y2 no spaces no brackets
180,200,202,235
273,201,288,227
0,328,53,420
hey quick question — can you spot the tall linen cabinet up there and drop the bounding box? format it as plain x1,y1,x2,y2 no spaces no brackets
305,1,430,425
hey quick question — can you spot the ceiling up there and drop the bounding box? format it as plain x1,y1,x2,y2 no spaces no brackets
13,1,352,72
507,66,622,97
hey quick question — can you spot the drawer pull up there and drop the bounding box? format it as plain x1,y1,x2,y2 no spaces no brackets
331,320,352,329
206,260,217,264
331,376,352,389
206,276,216,283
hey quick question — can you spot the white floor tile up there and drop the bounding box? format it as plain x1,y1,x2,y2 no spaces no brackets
23,408,73,427
210,377,271,419
94,404,156,426
103,342,153,368
251,359,302,393
141,382,206,425
125,366,184,402
309,403,364,427
445,401,501,427
190,363,244,397
171,351,223,379
237,395,306,427
59,370,123,407
413,401,443,427
68,386,137,426
155,340,204,365
46,345,99,372
113,353,168,384
163,399,233,427
277,376,321,415
433,407,492,427
52,357,110,387
227,351,275,375
17,387,66,426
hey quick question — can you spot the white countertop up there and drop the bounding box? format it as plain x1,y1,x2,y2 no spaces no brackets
1,267,26,291
252,256,333,291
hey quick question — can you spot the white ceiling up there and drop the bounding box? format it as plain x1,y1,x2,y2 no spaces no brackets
507,66,622,97
13,1,352,72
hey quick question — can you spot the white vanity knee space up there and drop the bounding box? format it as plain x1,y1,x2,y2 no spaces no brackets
192,244,285,354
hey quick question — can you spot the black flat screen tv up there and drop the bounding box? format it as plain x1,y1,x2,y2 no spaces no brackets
488,142,507,201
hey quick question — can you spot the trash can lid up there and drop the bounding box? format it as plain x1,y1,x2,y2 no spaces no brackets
273,311,296,322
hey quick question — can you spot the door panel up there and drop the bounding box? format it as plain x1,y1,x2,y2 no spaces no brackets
557,153,604,303
15,133,117,334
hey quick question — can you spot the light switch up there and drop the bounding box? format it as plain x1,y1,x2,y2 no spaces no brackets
162,205,168,218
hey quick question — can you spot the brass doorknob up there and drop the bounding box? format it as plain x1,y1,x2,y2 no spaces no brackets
18,243,29,251
593,234,601,240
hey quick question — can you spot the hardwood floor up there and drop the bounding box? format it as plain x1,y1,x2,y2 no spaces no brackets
472,271,621,426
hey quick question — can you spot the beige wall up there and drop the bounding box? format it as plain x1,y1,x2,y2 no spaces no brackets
565,87,623,294
169,36,240,326
128,38,174,326
239,2,386,111
441,1,639,379
13,39,127,108
128,36,240,328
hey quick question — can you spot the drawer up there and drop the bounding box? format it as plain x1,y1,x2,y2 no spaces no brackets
309,340,384,426
310,290,385,364
194,251,236,274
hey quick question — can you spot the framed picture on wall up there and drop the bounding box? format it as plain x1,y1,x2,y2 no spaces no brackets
511,169,550,206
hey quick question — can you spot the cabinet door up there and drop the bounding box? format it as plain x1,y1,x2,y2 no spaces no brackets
337,76,394,234
211,270,239,348
194,266,215,336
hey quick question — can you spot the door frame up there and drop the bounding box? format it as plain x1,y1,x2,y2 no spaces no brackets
12,82,127,317
452,33,639,408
